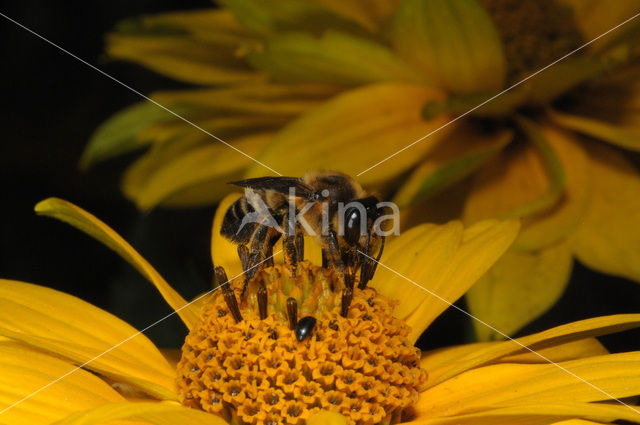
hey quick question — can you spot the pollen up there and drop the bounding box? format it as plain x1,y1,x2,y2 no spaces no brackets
176,261,426,425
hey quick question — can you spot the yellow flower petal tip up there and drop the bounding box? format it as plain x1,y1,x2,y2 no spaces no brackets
33,197,198,329
307,410,348,425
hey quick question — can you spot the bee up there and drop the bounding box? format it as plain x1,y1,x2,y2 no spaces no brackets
220,170,386,296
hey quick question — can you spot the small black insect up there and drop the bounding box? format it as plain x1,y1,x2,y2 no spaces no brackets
295,316,317,342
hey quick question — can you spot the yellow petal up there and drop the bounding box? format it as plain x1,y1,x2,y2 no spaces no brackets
375,219,519,344
417,352,640,418
123,133,272,211
0,341,124,425
371,221,464,320
427,313,640,387
210,194,323,278
151,83,334,116
0,279,176,400
420,341,493,377
309,0,399,31
106,32,259,85
572,142,640,283
129,8,254,45
550,109,640,152
525,55,620,105
248,30,422,85
463,121,589,252
410,402,640,424
245,83,453,187
466,241,573,341
399,176,471,229
224,0,362,36
422,338,607,380
307,410,349,425
34,198,198,328
393,125,512,208
463,131,557,223
52,401,227,425
391,0,506,93
512,125,590,251
560,0,640,49
499,337,608,364
406,220,520,343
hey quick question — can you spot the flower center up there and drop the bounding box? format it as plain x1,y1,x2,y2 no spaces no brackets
480,0,584,82
176,262,426,425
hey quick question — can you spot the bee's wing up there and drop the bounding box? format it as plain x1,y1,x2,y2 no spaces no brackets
229,177,315,199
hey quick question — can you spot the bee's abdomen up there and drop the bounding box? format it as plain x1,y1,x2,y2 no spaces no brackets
220,197,256,243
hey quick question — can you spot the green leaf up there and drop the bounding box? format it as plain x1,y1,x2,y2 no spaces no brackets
394,127,512,208
248,30,423,85
391,0,506,94
81,101,192,169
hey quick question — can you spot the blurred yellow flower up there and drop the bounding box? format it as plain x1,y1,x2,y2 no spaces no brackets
84,0,640,338
2,197,640,425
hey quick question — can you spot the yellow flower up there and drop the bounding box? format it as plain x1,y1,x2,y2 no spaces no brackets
83,0,640,340
2,196,640,425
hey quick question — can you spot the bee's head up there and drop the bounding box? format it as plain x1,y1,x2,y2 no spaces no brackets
342,196,381,250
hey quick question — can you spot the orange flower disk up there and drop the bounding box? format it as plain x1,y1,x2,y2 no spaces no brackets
176,262,427,425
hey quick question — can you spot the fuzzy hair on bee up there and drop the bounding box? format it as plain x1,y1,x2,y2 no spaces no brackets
220,170,386,297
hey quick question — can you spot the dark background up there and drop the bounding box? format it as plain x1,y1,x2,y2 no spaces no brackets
1,1,638,350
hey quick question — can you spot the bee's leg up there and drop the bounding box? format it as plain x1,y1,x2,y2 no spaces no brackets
242,223,276,297
263,242,275,268
342,250,360,290
321,229,345,277
321,249,328,268
237,244,250,274
295,232,304,262
281,209,298,274
359,235,385,289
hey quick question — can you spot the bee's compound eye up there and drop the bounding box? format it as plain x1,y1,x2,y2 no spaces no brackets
344,207,361,245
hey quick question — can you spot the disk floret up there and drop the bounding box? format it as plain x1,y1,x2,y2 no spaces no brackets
176,262,426,425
